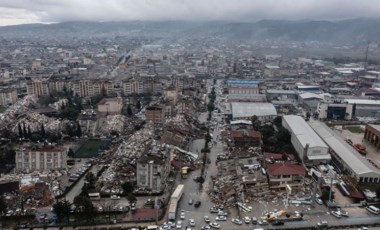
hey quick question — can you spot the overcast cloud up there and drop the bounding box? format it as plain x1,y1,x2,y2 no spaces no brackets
0,0,379,26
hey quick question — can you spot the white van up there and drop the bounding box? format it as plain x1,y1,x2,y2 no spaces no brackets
366,205,380,214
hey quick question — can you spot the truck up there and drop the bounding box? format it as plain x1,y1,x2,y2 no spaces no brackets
168,184,184,220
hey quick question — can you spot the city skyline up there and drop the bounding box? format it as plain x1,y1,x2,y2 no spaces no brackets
1,0,380,26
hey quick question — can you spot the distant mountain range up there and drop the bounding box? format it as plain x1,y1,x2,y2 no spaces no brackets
1,18,380,43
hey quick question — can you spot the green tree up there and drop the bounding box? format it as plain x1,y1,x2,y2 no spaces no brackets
0,196,7,216
251,115,258,128
376,186,380,199
76,122,82,138
136,101,141,110
85,172,96,189
126,105,133,116
276,127,291,144
30,133,42,142
18,123,23,138
253,119,261,131
260,125,275,140
52,200,71,222
121,182,134,194
68,148,75,158
127,193,137,204
73,195,96,221
40,124,46,139
273,116,282,127
22,123,27,138
207,102,215,112
27,125,32,139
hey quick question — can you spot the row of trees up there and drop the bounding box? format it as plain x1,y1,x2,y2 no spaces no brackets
207,86,216,121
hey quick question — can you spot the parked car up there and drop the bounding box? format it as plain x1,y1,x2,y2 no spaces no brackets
180,210,186,220
195,201,201,208
215,216,227,221
204,216,210,223
188,199,193,205
189,219,196,227
176,220,182,229
331,210,342,218
110,195,120,200
317,221,328,227
201,226,211,230
243,216,250,224
251,217,258,224
231,218,242,225
258,220,269,225
272,221,285,226
209,222,220,229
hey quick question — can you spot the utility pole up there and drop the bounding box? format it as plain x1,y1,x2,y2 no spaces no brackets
328,170,336,205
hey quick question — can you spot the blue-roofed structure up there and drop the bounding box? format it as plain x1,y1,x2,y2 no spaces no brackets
226,80,260,87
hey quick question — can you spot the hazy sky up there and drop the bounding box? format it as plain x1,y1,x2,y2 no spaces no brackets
1,0,379,26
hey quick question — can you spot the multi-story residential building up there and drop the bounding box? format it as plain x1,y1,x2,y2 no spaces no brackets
16,147,67,172
146,105,165,124
122,78,144,95
26,79,50,96
267,162,305,189
72,79,114,97
0,88,18,106
136,154,168,193
163,85,178,104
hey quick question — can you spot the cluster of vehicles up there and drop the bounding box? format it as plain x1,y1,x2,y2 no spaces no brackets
68,161,91,182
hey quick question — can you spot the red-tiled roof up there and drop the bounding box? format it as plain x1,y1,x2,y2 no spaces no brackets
264,152,295,160
231,130,261,139
267,163,305,176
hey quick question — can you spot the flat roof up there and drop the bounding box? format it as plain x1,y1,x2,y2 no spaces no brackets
368,124,380,132
299,92,323,100
266,89,297,94
345,99,380,106
230,120,252,125
226,80,259,86
309,120,380,177
231,102,277,118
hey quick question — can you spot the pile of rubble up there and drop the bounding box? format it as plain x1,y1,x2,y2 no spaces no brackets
101,114,126,134
0,95,38,128
97,123,155,194
12,113,63,133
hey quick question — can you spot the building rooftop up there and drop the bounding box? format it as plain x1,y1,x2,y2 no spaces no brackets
230,102,277,119
368,124,380,132
266,89,297,94
309,120,380,178
226,80,259,87
283,115,328,149
267,163,305,176
345,99,380,105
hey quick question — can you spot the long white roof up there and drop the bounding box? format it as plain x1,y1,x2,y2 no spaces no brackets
309,120,380,178
283,115,328,149
231,102,277,118
345,99,380,105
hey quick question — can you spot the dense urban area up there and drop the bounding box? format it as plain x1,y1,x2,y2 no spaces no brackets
1,21,380,230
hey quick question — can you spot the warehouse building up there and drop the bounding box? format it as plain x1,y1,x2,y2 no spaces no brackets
282,115,330,164
229,102,277,121
310,121,380,184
